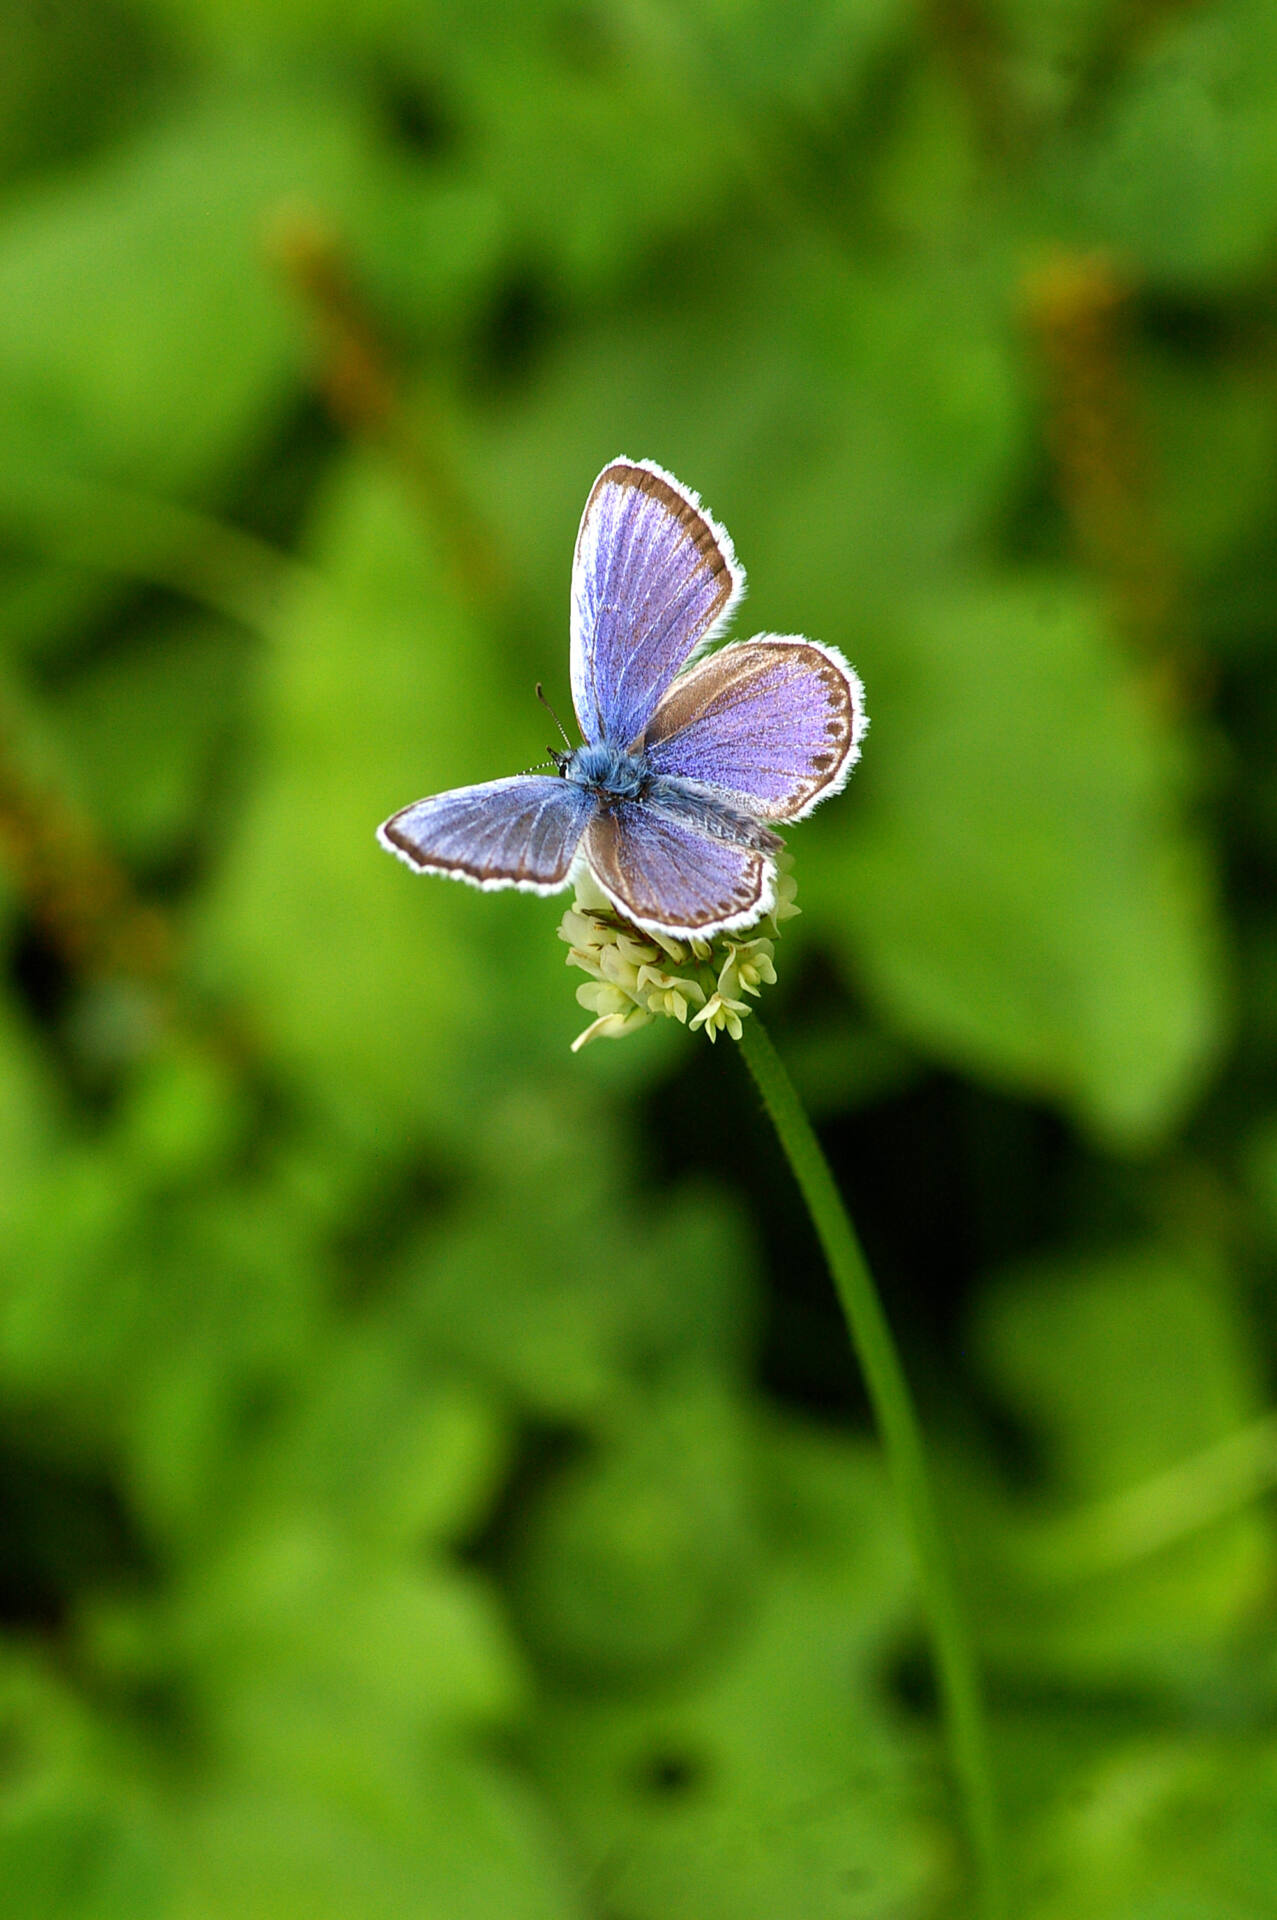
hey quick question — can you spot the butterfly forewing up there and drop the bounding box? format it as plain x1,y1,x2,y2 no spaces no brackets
585,802,773,936
378,777,592,892
570,459,744,750
644,636,866,822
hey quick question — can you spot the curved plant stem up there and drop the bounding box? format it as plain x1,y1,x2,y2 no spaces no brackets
738,1017,1007,1920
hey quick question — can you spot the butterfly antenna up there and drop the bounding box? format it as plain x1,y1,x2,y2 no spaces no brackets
535,682,573,750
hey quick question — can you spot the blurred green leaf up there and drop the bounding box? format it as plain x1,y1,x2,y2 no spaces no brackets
132,0,417,57
203,452,584,1149
476,231,1023,637
410,5,747,298
0,0,172,194
1048,0,1277,288
154,1522,524,1750
1140,344,1277,585
171,1759,582,1920
979,1243,1262,1496
972,1241,1274,1684
696,0,906,114
0,86,370,661
49,615,248,869
815,575,1223,1144
407,1143,759,1421
529,1419,947,1920
509,1377,759,1682
233,1337,508,1553
0,91,367,498
0,1649,169,1920
1023,1733,1277,1920
0,1791,167,1920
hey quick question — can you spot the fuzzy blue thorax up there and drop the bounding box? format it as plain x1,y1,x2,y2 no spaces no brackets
561,741,651,801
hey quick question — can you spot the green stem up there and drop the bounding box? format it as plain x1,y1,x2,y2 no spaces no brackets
738,1017,1007,1920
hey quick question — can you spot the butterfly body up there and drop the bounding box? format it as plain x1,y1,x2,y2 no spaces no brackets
557,742,781,854
379,458,866,938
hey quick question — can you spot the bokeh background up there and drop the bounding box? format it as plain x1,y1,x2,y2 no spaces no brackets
3,1,1277,1914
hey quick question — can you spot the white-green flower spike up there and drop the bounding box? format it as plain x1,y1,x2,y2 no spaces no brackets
557,854,797,1049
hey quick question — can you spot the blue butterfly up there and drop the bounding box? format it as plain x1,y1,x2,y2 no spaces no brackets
378,458,866,937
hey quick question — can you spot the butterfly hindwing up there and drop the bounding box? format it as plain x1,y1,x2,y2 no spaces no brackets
584,800,774,937
644,636,866,822
570,458,744,751
378,777,592,892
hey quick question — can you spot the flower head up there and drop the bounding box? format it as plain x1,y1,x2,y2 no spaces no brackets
558,854,797,1049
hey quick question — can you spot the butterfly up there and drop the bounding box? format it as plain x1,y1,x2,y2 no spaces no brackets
378,458,867,938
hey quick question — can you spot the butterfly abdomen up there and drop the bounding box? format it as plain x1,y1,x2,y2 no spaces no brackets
643,776,783,853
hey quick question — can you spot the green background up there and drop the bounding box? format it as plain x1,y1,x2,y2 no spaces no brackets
3,1,1277,1913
